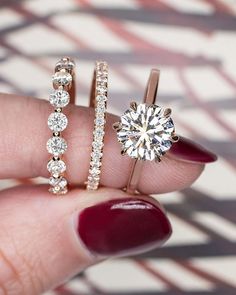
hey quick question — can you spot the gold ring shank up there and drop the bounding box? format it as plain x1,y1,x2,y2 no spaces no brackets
126,69,160,195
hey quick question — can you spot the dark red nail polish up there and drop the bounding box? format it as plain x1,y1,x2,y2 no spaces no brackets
78,198,172,256
169,137,217,163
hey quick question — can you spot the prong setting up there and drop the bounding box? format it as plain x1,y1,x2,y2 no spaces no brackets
121,149,127,156
130,101,137,111
171,134,179,142
113,122,122,131
164,108,172,117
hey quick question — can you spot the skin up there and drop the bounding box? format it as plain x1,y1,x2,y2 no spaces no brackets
0,93,204,294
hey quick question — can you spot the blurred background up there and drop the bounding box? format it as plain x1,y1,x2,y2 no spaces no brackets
0,0,235,294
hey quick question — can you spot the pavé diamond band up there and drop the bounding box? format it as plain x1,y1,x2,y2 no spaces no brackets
113,69,178,195
46,57,76,194
86,61,108,190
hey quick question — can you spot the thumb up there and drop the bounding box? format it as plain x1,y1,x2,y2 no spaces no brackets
0,185,171,294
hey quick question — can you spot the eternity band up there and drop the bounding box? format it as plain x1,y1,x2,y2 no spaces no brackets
86,61,108,190
46,57,76,194
126,70,160,194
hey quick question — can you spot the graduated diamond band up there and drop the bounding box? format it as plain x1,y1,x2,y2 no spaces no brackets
86,61,108,190
46,57,75,194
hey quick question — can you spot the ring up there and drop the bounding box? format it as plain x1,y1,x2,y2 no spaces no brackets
46,57,76,194
86,61,108,190
113,69,178,194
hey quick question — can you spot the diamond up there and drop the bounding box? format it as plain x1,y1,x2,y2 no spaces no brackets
97,85,107,94
97,100,105,106
97,75,108,83
97,69,108,75
90,161,101,168
95,117,105,126
96,95,107,102
49,186,68,194
87,183,98,190
97,62,108,71
49,177,68,194
88,175,100,182
89,167,101,176
55,58,75,72
48,112,68,132
116,103,175,161
93,128,105,139
49,89,70,108
49,176,67,188
49,175,68,194
52,71,72,86
92,141,104,150
46,137,67,156
47,159,66,177
96,105,106,115
91,151,103,161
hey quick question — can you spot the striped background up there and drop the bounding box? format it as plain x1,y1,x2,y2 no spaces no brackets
0,0,235,294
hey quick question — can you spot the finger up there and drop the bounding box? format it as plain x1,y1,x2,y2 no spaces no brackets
0,93,216,194
0,185,171,294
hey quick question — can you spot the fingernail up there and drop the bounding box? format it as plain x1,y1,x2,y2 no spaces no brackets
169,136,217,163
77,198,172,257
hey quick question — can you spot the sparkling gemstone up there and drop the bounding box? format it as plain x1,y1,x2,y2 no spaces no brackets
116,103,175,161
89,167,101,176
52,71,72,86
88,175,100,182
96,61,108,70
49,176,67,187
96,85,107,94
92,141,104,150
91,151,103,161
49,178,68,194
87,183,98,190
96,95,107,102
55,58,75,72
93,128,105,140
90,161,101,168
95,117,105,126
49,176,67,192
47,159,66,177
49,186,68,194
97,69,108,76
96,104,106,114
97,75,108,83
49,89,70,108
46,137,67,156
48,112,68,132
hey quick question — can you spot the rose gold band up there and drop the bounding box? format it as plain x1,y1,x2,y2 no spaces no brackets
87,61,108,190
126,69,160,195
47,57,76,195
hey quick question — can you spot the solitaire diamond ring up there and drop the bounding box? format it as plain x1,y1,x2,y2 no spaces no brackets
113,69,178,194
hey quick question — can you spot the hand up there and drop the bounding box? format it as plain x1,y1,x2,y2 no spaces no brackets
0,93,216,294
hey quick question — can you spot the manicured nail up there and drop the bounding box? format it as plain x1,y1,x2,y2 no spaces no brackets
77,198,172,257
169,136,217,163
